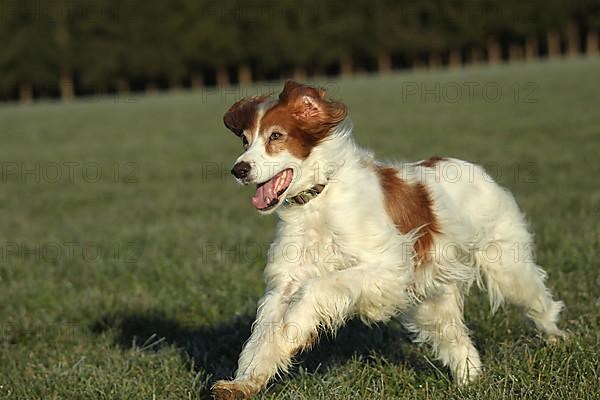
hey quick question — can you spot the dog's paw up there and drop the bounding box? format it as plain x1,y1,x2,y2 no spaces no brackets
546,328,569,344
212,380,258,400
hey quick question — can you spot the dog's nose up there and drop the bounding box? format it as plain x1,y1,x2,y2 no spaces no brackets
231,161,251,179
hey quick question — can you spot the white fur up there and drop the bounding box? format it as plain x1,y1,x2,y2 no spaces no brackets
217,116,565,395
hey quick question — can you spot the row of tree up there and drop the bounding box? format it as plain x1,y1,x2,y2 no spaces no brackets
1,0,600,102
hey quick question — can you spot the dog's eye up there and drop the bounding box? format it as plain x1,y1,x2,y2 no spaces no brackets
242,135,249,149
269,132,282,141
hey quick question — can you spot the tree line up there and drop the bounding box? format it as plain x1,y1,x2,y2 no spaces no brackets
1,0,599,102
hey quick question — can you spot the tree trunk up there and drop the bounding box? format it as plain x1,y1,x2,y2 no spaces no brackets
428,53,442,69
586,31,599,56
56,11,73,103
145,82,158,93
60,70,74,103
412,58,425,71
377,50,392,74
293,66,307,81
525,36,539,61
509,43,523,62
216,66,229,87
340,54,353,77
487,39,502,64
449,49,461,68
238,64,252,85
19,83,33,104
566,20,580,58
191,73,203,89
171,81,183,92
468,48,483,64
116,79,129,94
547,31,561,59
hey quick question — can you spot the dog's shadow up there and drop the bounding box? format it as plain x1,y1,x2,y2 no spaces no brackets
92,311,441,396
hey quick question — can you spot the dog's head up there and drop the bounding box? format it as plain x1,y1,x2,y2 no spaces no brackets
224,80,347,214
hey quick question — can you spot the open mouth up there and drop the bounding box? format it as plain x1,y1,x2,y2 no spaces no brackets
252,169,294,211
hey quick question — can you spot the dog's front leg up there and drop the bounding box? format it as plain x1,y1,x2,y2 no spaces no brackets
212,288,289,399
213,269,372,399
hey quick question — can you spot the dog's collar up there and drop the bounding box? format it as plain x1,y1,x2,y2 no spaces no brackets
283,183,327,207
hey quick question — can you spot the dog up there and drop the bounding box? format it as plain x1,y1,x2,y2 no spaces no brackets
212,81,565,399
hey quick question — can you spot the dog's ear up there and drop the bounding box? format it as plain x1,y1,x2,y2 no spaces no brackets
223,96,267,136
279,80,347,126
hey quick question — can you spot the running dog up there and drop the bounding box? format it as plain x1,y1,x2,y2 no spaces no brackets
212,81,565,399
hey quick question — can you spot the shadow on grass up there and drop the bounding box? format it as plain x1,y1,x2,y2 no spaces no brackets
92,312,440,395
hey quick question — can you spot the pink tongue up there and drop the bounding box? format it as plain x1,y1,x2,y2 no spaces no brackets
252,177,279,209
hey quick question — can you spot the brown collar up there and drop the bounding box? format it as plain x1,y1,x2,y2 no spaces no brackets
283,183,326,207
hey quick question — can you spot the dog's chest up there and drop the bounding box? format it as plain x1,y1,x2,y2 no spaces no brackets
291,208,353,273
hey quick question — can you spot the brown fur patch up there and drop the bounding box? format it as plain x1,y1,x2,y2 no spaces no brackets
223,95,269,139
259,81,347,159
375,166,440,263
417,156,447,168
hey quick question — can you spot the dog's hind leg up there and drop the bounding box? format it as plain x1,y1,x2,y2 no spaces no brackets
475,205,566,340
405,284,482,384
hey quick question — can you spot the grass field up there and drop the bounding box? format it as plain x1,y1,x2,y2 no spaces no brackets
1,58,599,399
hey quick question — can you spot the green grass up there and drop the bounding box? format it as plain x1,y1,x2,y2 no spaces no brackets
1,57,599,399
